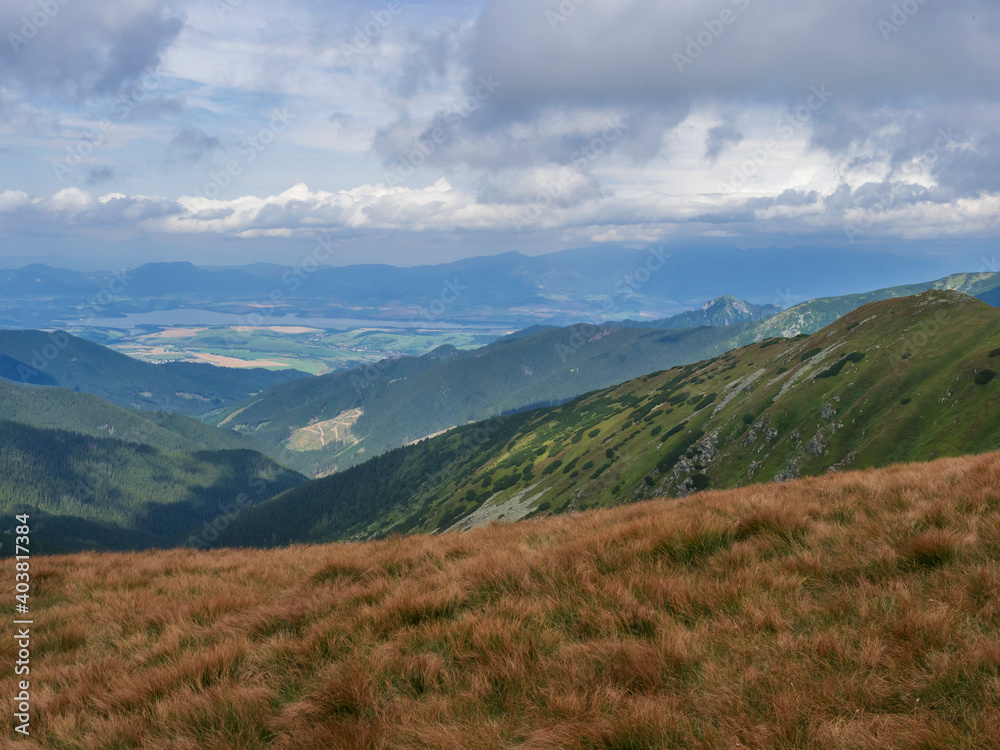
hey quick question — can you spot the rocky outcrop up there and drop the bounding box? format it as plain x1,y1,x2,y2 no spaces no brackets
775,459,801,483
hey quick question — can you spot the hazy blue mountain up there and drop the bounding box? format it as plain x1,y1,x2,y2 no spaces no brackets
0,264,102,297
976,286,1000,308
0,245,966,328
121,261,274,297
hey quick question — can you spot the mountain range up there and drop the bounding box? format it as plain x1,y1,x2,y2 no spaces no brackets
210,272,1000,477
0,245,968,328
617,295,780,329
206,310,766,476
212,290,1000,548
3,271,1000,551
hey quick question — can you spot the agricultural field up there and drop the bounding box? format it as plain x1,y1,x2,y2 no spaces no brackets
73,325,509,375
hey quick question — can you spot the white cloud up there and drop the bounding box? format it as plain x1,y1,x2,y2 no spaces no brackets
2,164,997,250
0,190,30,211
46,188,95,212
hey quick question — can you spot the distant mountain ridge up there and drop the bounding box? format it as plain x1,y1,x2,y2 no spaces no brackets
117,262,274,297
735,272,1000,342
618,295,780,330
0,245,970,328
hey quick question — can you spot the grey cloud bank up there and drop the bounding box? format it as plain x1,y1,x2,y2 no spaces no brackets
0,0,997,264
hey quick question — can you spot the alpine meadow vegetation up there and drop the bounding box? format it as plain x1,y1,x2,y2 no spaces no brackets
6,449,1000,748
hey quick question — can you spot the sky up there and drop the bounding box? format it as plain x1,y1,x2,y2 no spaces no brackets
0,0,998,268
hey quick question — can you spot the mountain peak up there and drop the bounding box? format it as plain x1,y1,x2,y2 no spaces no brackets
652,295,780,330
701,294,750,312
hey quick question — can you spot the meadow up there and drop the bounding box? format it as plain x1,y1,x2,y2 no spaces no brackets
5,450,1000,748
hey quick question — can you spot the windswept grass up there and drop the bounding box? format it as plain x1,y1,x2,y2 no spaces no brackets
6,450,1000,748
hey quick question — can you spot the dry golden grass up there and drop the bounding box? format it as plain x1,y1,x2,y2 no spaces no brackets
6,451,1000,749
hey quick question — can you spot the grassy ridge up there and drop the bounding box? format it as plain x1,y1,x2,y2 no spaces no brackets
731,271,1000,341
8,450,1000,748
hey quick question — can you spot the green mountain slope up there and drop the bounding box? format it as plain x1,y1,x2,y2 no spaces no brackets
214,290,1000,547
0,421,307,552
729,271,1000,342
0,329,307,416
210,322,760,476
213,274,1000,478
0,379,275,454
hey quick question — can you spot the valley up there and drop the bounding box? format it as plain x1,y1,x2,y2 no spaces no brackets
208,272,1000,479
79,323,509,376
0,379,308,551
3,274,996,553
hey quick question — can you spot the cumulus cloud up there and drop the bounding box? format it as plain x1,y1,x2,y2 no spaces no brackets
743,189,820,211
0,176,996,252
358,0,1000,229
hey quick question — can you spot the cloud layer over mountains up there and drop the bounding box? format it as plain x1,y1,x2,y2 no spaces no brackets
0,0,997,263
